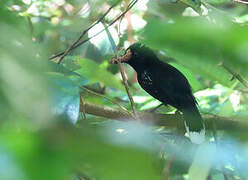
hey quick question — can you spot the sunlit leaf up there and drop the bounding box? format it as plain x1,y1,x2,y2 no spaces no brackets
181,0,201,14
88,22,119,55
76,58,125,91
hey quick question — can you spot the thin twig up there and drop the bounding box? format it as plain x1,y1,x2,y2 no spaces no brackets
49,0,138,61
233,0,248,4
117,60,138,118
207,175,212,180
100,1,138,119
80,95,86,119
239,89,248,93
118,1,138,118
219,62,248,88
55,2,119,64
72,0,138,53
112,48,138,119
77,172,91,180
27,16,34,41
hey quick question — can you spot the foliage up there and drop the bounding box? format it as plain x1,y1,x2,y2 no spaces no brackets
1,0,248,180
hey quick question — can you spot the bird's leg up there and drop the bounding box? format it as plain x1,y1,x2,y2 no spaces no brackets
149,103,164,113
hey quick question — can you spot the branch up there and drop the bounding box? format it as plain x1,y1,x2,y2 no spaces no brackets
117,61,138,118
55,2,119,64
81,86,130,114
73,0,138,54
84,101,132,121
219,62,248,88
50,0,138,61
83,102,248,131
27,16,34,41
233,0,248,4
102,11,138,118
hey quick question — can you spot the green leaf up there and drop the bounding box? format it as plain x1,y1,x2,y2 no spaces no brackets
144,17,248,88
0,8,52,126
88,22,118,55
218,99,234,116
48,73,80,124
181,0,201,14
76,58,125,91
47,61,80,76
73,122,162,180
0,131,66,180
169,62,203,91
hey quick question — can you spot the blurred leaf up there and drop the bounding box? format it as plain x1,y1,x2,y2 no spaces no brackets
236,14,248,24
0,7,52,127
195,86,224,113
188,144,216,180
139,99,161,111
76,58,125,91
0,131,66,180
48,73,80,124
169,62,203,91
181,0,201,13
74,122,162,180
218,99,234,116
3,0,248,179
144,17,248,88
47,61,80,76
88,22,118,55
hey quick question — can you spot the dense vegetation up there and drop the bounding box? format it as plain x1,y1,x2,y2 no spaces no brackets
1,0,248,179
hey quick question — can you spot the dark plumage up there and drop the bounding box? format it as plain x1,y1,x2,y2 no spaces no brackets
112,43,205,144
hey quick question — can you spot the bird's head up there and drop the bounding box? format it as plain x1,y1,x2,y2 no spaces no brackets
110,43,158,70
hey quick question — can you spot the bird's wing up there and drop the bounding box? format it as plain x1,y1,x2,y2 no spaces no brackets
153,65,197,111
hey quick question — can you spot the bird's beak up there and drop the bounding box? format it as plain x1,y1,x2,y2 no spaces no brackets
109,49,132,64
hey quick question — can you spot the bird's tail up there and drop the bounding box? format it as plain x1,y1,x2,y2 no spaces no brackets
182,105,205,144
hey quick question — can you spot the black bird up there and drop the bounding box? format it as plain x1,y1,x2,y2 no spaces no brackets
111,43,205,144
